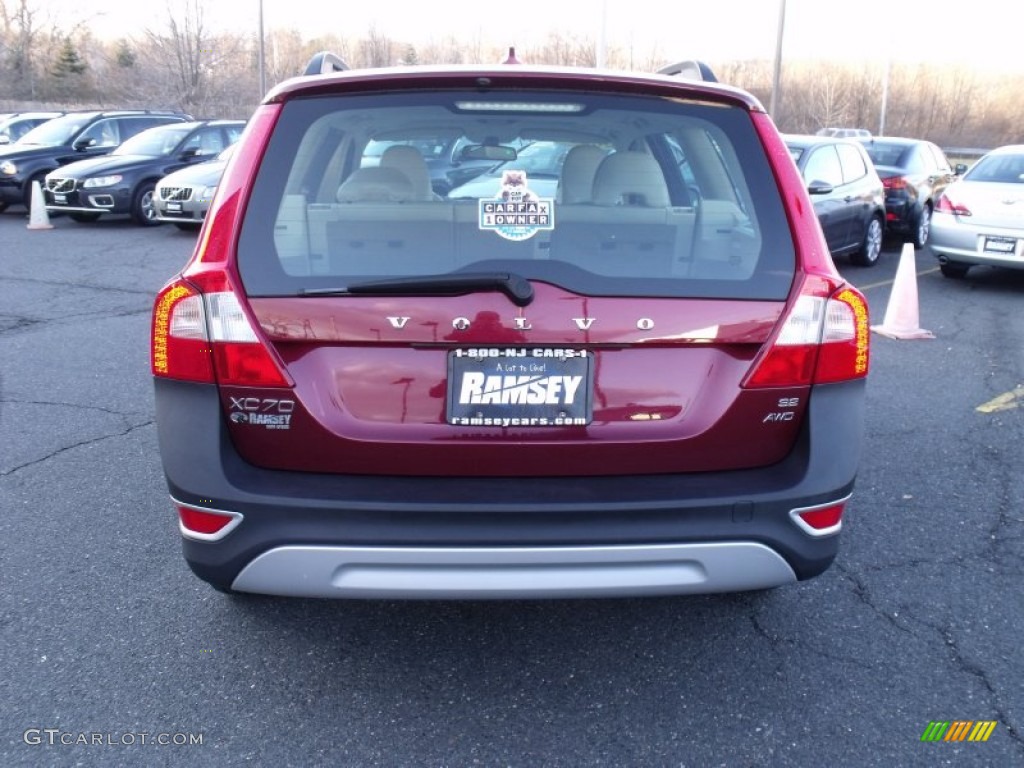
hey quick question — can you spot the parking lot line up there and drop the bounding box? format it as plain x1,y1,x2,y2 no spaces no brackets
857,266,940,292
976,386,1024,413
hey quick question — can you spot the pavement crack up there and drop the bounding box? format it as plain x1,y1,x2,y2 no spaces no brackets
834,562,914,635
0,398,147,421
0,315,45,335
749,611,874,672
0,420,155,477
0,274,156,297
940,627,1024,752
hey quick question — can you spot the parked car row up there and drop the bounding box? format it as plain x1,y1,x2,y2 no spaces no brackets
0,109,243,227
783,132,968,267
789,133,1024,280
43,119,244,226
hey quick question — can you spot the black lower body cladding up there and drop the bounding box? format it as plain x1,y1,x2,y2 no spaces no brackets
154,378,864,596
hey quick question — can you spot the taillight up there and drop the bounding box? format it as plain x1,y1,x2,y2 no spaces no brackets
743,277,869,388
935,195,971,216
151,277,290,387
175,500,243,541
882,176,908,190
152,282,215,382
789,497,848,536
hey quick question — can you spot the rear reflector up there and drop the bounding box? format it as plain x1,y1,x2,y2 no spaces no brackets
789,497,848,537
175,500,243,541
743,278,869,388
151,279,290,387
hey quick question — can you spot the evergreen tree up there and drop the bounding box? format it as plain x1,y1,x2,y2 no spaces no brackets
52,38,87,78
116,39,137,69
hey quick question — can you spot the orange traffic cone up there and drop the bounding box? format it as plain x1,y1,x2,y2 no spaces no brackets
871,242,934,339
26,180,53,230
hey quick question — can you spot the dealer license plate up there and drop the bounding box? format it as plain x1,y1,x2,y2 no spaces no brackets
446,348,592,427
166,202,182,212
53,194,67,204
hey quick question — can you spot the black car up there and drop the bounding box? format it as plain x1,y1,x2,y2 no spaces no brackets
44,120,245,225
858,136,964,248
785,134,886,266
0,110,192,212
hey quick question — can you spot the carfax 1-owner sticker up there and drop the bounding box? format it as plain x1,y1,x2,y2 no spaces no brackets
478,170,555,242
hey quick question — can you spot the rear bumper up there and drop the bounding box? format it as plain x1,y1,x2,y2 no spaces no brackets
154,378,865,597
882,196,916,232
931,219,1024,268
230,543,796,598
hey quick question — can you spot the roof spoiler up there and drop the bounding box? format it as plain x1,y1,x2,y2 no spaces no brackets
656,60,717,83
303,52,349,76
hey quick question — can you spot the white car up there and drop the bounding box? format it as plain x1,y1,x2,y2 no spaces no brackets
930,144,1024,278
153,145,235,230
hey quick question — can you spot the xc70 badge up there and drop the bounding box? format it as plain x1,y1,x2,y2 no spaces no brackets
228,397,295,430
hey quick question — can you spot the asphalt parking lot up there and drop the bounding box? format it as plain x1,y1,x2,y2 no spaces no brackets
1,210,1022,767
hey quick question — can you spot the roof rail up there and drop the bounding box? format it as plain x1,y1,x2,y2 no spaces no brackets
656,60,718,83
303,52,349,77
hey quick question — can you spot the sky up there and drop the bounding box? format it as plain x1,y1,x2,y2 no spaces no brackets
37,0,1023,73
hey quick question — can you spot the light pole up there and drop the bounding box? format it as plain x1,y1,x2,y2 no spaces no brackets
878,56,890,136
769,0,786,120
258,0,266,98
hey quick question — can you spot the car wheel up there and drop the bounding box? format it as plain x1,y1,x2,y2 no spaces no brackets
69,212,101,223
850,216,883,267
131,182,161,226
911,204,931,249
939,261,970,279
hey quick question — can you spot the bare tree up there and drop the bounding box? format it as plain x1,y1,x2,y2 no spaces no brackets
1,0,43,98
359,25,393,68
807,63,853,131
144,0,214,112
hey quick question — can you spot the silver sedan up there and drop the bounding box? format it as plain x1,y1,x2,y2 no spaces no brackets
153,145,233,230
930,144,1024,278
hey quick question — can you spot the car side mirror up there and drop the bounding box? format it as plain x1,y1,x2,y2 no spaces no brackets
0,136,9,145
807,181,834,195
954,163,968,176
180,147,200,161
73,137,97,151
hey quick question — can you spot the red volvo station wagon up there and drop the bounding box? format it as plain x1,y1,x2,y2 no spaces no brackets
151,53,869,598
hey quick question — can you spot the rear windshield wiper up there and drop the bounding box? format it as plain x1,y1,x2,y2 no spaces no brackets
302,272,535,307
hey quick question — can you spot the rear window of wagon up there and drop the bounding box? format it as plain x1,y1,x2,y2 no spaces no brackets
237,88,796,300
